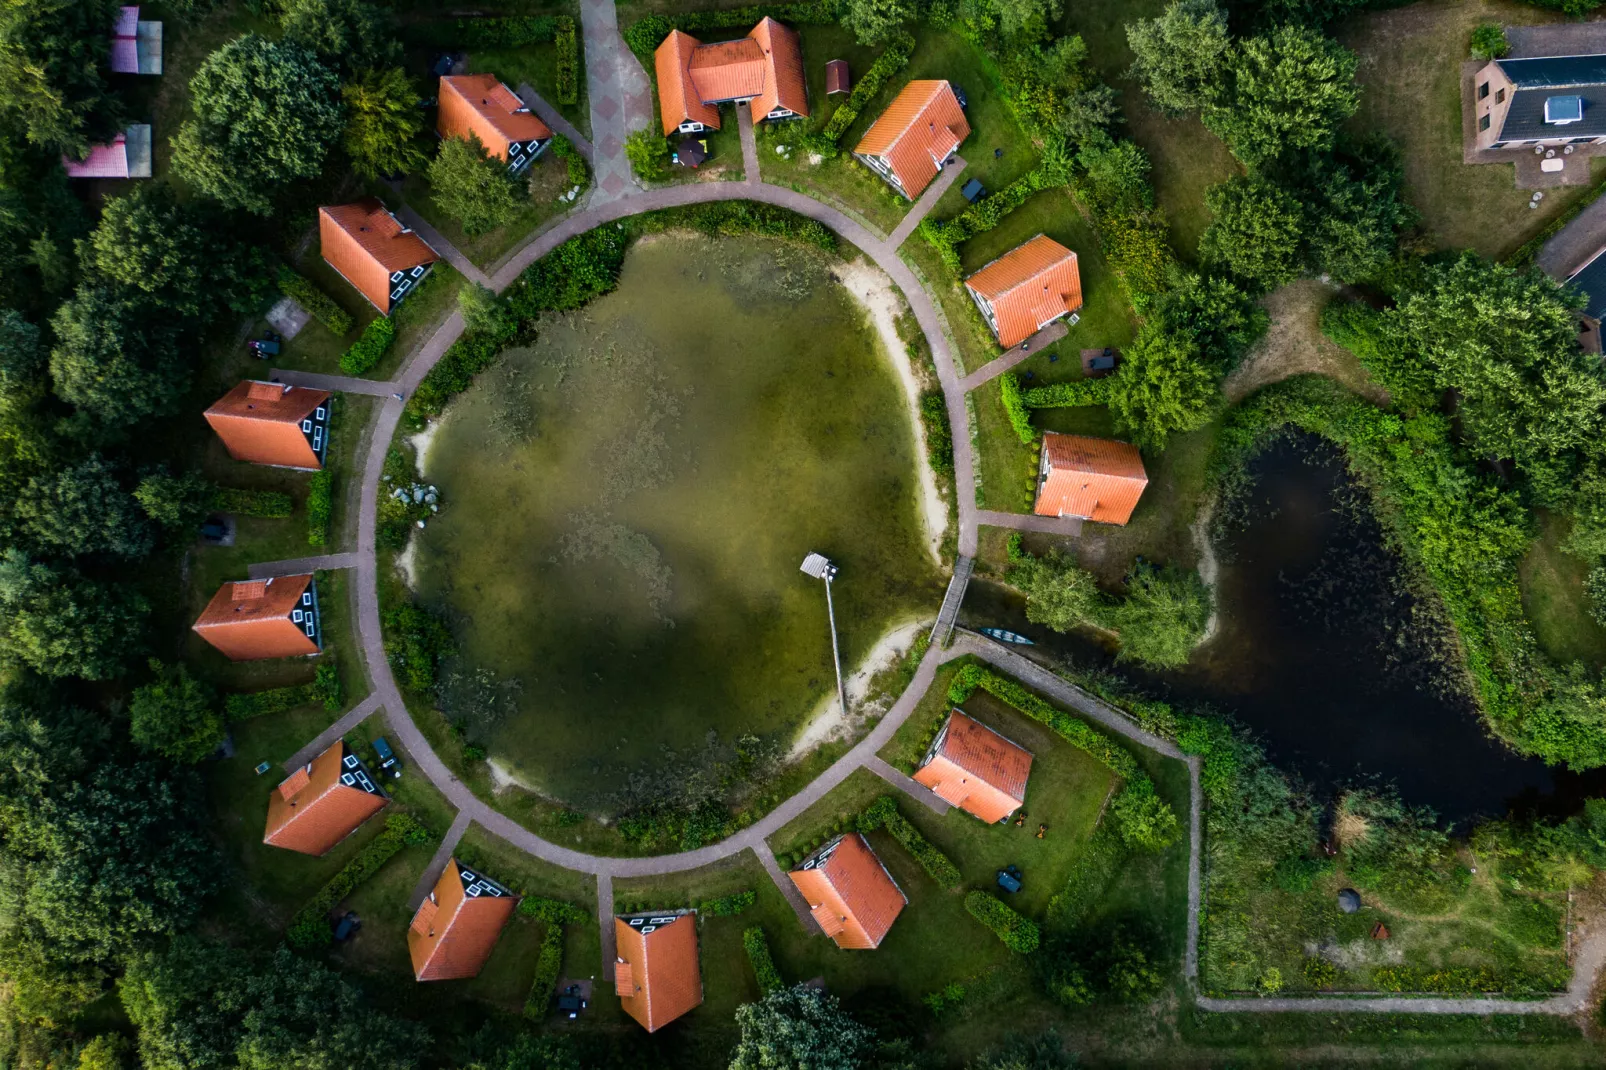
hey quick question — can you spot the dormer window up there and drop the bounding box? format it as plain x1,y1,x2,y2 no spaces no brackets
1546,95,1584,125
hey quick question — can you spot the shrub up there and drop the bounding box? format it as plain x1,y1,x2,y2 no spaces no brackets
278,267,353,335
965,891,1040,953
519,896,588,924
313,661,342,710
1021,378,1114,408
383,602,456,692
857,795,961,887
286,814,434,947
306,470,333,546
339,316,395,376
702,890,756,916
212,487,293,518
820,31,915,144
1303,956,1338,988
1470,23,1509,60
999,373,1036,444
919,391,954,476
523,923,565,1020
551,134,590,188
225,683,316,720
743,926,783,995
553,16,579,105
625,128,670,182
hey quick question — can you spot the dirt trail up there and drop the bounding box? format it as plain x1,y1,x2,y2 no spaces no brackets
1223,280,1391,407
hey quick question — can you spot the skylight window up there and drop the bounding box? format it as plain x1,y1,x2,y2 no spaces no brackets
1546,95,1584,124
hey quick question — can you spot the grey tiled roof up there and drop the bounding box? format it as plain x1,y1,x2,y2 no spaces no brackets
1498,88,1606,141
1499,55,1606,88
1567,248,1606,321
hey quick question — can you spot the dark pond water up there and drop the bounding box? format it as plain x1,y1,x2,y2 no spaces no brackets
962,433,1606,823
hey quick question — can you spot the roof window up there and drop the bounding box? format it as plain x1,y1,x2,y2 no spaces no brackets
1546,95,1584,124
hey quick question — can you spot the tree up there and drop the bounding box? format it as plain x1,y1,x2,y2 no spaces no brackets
49,285,189,427
278,0,398,74
1202,25,1359,169
623,128,670,182
1301,146,1411,283
428,134,521,236
1105,325,1218,450
1125,0,1231,117
129,661,223,763
1149,269,1267,370
1470,23,1509,61
1055,84,1119,145
134,469,216,532
13,454,153,558
841,0,914,45
988,0,1063,42
77,1035,132,1070
0,0,125,153
729,986,872,1070
1007,550,1103,633
1200,174,1306,291
458,281,513,338
0,308,46,408
1102,561,1211,668
0,550,148,678
343,67,427,180
171,35,344,214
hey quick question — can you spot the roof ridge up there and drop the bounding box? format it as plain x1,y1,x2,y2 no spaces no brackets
879,80,947,155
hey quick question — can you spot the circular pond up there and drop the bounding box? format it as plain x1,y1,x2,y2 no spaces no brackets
409,233,944,812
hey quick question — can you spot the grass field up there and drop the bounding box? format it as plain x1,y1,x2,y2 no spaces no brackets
1519,509,1606,671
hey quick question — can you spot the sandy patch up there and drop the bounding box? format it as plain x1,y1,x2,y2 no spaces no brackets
787,617,927,759
409,421,442,478
394,537,419,590
1222,279,1391,406
835,258,948,563
487,758,544,795
1192,493,1222,645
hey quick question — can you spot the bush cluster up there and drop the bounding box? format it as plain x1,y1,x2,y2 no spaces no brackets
701,890,756,916
550,134,589,188
518,896,588,924
1001,370,1120,445
286,814,434,948
918,391,954,476
306,470,333,547
743,926,783,995
858,795,962,887
383,602,456,693
553,17,579,105
965,891,1040,953
920,163,1068,273
623,1,839,58
817,32,916,147
523,924,565,1020
212,487,292,519
224,661,342,720
277,267,352,335
339,316,394,376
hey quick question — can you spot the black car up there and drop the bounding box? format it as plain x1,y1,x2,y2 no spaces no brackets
952,84,968,109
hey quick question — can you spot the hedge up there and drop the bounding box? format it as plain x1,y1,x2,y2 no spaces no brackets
339,316,394,376
278,268,352,336
1000,373,1036,444
919,391,954,476
551,134,589,188
920,162,1065,273
623,1,839,58
519,895,588,924
965,891,1040,953
858,795,961,888
212,487,292,518
639,200,836,251
702,890,756,916
224,661,342,720
553,16,579,105
307,470,333,547
424,15,559,47
818,32,916,146
523,923,565,1020
286,814,435,948
743,926,783,995
1021,378,1114,408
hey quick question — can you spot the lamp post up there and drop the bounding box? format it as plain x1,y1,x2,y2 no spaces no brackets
800,552,848,722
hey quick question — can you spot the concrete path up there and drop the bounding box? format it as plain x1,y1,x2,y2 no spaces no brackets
757,844,820,933
392,203,492,288
597,873,616,983
515,83,594,161
409,810,472,909
977,509,1084,537
958,321,1069,391
577,0,652,203
282,692,382,771
267,369,399,397
866,756,952,815
737,101,759,185
886,155,966,250
249,553,358,579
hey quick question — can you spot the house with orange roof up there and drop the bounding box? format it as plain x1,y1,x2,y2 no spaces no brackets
1035,432,1148,526
204,381,331,470
914,710,1033,824
614,911,703,1032
319,198,440,314
653,18,807,135
192,575,321,661
964,235,1083,349
264,741,388,856
853,80,969,199
788,832,906,949
409,859,518,980
438,74,552,173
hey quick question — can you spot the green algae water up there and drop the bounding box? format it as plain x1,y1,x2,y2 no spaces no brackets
412,234,942,812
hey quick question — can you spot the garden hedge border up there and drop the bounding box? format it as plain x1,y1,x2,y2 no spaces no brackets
858,795,962,888
339,316,394,377
523,924,566,1020
224,662,342,720
743,926,783,994
212,487,292,519
964,890,1040,953
307,470,333,547
286,813,435,948
817,32,916,147
278,268,352,336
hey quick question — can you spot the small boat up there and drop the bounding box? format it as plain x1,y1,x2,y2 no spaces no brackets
979,627,1033,646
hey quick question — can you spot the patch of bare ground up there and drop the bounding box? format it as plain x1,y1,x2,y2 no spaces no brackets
1223,280,1391,406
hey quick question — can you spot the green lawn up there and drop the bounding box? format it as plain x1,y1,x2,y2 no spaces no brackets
1519,509,1606,671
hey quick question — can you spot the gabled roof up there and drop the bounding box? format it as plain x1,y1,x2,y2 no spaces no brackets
655,30,719,134
615,913,702,1032
748,18,807,121
1036,433,1148,526
1499,87,1606,142
192,574,320,661
110,7,139,72
652,19,808,135
826,58,850,95
438,74,552,160
854,80,970,198
409,860,518,980
319,198,439,313
788,833,906,949
62,124,152,179
204,380,329,469
1569,244,1606,321
263,741,388,856
689,38,766,100
914,711,1033,824
1498,54,1606,89
964,235,1083,348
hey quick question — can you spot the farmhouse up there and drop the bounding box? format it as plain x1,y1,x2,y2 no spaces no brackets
62,124,152,179
1035,432,1148,526
438,74,552,173
963,234,1083,349
192,574,322,661
109,6,162,75
263,741,388,856
788,832,907,949
319,198,440,314
914,710,1033,824
409,860,518,981
1474,54,1606,151
653,18,807,135
853,80,969,199
204,380,331,470
614,911,703,1032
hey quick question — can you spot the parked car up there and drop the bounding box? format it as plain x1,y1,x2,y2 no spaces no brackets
373,736,403,779
952,84,968,109
996,865,1022,893
557,985,588,1019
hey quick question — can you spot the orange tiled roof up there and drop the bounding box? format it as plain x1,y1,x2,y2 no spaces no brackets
615,913,703,1032
1036,433,1148,526
748,18,808,122
438,74,552,161
263,741,388,856
319,198,439,313
204,380,329,470
788,833,907,949
854,80,969,198
653,19,807,135
655,30,720,134
192,574,320,661
409,860,518,981
689,38,766,100
914,711,1033,824
964,235,1083,348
